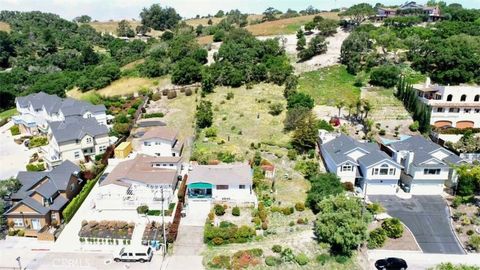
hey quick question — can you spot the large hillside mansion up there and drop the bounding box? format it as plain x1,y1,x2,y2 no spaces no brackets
414,79,480,129
376,1,441,20
14,92,108,135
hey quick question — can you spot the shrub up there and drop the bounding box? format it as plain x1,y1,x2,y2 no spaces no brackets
17,230,25,237
143,112,164,118
367,228,387,249
226,92,234,100
81,220,88,227
289,221,295,226
282,207,294,216
10,125,20,136
8,230,16,236
28,136,48,148
232,206,240,216
382,218,404,239
212,237,224,245
297,218,306,224
281,248,295,262
469,235,480,251
272,245,282,253
316,254,330,265
295,253,309,266
269,103,284,116
137,205,149,214
409,121,419,132
205,127,217,138
379,129,386,136
26,163,45,172
467,229,475,236
62,173,103,223
334,255,349,264
294,202,305,212
167,91,177,99
265,256,281,266
369,64,401,88
342,182,354,192
185,89,193,96
366,202,386,215
151,93,161,101
214,204,225,216
209,255,231,269
287,149,297,160
127,108,136,115
261,221,268,230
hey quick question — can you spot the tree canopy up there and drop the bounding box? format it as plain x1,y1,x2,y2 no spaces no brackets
140,4,182,31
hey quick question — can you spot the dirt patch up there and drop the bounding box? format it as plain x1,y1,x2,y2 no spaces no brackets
0,22,10,32
451,202,480,251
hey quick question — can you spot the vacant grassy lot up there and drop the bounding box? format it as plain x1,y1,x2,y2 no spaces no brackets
246,12,339,36
0,108,17,121
298,65,360,106
67,76,171,99
0,22,10,32
121,58,145,71
86,21,163,37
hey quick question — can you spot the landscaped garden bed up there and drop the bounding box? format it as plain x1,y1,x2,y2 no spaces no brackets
78,220,134,240
451,197,480,252
142,221,170,242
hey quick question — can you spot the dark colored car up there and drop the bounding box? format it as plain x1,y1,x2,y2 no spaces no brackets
375,257,407,270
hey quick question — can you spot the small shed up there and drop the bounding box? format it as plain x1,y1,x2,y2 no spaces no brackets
114,142,132,159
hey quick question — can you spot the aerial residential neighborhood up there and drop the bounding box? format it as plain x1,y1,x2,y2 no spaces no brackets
0,1,480,270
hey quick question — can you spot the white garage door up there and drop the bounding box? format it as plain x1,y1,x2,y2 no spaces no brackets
410,181,444,195
367,180,398,195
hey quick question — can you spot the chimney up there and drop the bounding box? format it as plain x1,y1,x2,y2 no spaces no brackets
425,77,431,88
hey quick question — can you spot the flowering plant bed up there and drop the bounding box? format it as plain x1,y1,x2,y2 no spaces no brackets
142,221,171,241
78,220,134,240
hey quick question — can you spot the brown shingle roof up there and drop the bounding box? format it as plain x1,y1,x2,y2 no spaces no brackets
140,126,178,142
101,155,178,187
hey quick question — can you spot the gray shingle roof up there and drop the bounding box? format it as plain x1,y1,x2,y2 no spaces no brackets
5,197,49,216
16,92,106,116
188,163,253,185
50,195,69,211
321,134,396,168
49,117,108,143
388,136,463,166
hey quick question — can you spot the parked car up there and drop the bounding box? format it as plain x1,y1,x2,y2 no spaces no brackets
113,246,153,263
375,257,407,270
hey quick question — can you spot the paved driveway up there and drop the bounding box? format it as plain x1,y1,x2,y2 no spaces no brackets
0,121,34,179
370,195,464,254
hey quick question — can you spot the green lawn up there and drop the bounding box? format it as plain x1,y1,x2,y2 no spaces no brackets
0,108,17,121
298,65,361,106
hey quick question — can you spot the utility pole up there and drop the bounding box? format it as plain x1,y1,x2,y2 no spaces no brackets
161,186,166,257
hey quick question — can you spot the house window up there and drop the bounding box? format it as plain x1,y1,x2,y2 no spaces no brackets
51,213,57,221
13,218,24,227
70,183,75,191
155,142,161,145
436,107,444,113
341,164,353,172
86,137,92,143
446,94,453,101
475,95,480,102
169,164,174,166
460,95,467,102
465,109,471,113
389,168,396,175
99,145,107,152
74,151,80,159
239,185,246,189
373,168,379,175
449,108,459,113
476,109,480,113
216,185,229,190
379,164,389,175
144,142,151,146
424,169,441,175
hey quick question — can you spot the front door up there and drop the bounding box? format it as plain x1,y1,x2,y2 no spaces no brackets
31,219,41,230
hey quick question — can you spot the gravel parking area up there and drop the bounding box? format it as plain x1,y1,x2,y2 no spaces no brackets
0,121,34,179
370,195,465,254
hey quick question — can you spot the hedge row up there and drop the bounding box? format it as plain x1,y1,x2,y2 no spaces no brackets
62,170,103,222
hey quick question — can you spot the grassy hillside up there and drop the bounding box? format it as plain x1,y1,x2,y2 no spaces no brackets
246,12,339,36
298,65,360,106
0,22,10,32
86,21,163,37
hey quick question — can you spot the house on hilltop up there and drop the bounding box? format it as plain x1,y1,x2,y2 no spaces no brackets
14,92,108,136
319,131,403,195
187,163,256,205
385,135,465,194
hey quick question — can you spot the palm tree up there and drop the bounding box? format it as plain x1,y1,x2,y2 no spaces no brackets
347,103,354,118
362,100,372,119
335,101,345,118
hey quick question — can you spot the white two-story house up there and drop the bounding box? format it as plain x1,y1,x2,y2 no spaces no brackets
414,78,480,129
14,92,107,135
96,155,180,211
43,117,111,169
187,163,257,205
386,136,465,195
137,127,183,157
319,131,403,195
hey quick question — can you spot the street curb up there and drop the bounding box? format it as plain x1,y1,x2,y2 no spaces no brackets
399,220,423,252
446,202,468,254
